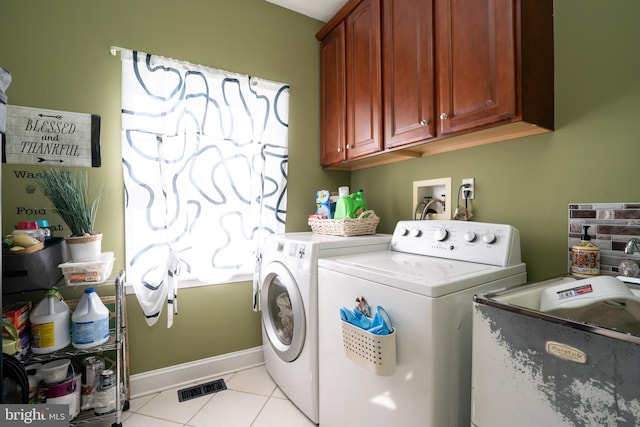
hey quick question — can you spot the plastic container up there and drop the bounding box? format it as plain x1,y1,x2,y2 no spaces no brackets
24,363,43,403
41,373,81,419
334,186,354,220
80,355,105,410
41,358,72,384
93,381,117,416
59,252,115,286
351,190,367,217
341,320,396,376
93,369,117,416
71,287,110,349
36,219,52,240
12,222,46,243
29,290,71,354
315,190,333,219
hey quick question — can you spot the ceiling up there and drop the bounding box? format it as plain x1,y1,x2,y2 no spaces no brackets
265,0,348,22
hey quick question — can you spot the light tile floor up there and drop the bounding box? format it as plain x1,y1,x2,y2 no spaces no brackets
93,365,316,427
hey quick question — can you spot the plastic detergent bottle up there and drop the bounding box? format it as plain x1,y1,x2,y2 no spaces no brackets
72,287,110,349
351,190,367,217
333,186,354,220
30,290,71,354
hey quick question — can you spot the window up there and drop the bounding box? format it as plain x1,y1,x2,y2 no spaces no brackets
119,50,289,326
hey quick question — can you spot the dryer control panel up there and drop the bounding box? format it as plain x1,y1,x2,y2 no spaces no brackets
390,220,521,267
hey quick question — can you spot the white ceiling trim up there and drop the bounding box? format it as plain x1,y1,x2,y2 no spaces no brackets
264,0,348,22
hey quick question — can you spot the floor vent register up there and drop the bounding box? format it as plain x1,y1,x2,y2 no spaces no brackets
177,378,227,402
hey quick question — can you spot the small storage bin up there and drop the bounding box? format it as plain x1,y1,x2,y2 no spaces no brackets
308,210,380,237
2,237,67,293
59,252,115,286
341,320,396,376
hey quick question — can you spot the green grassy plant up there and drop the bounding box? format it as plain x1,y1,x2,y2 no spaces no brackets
33,169,102,237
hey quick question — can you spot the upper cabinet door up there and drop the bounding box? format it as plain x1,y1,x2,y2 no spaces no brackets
436,0,517,136
320,23,347,167
345,0,382,159
383,0,435,149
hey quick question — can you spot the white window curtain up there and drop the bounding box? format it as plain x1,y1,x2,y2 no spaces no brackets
119,50,288,327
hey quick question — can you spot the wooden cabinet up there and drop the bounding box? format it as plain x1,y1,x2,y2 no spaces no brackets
435,0,517,136
317,0,553,170
319,23,346,166
382,0,435,149
345,0,382,159
318,0,382,167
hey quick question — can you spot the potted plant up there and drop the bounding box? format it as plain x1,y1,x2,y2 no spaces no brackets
33,168,103,262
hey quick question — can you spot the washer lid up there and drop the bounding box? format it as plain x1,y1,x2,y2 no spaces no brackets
319,251,525,297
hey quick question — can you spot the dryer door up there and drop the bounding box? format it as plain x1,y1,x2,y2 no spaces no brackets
261,261,306,362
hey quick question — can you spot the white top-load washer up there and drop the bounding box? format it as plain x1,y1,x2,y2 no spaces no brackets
317,220,526,427
259,232,391,424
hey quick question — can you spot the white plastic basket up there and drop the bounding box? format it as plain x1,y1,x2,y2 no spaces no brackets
341,320,396,376
58,252,115,286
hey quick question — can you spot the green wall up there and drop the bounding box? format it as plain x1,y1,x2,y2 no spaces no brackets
2,0,640,375
354,1,640,284
0,0,347,374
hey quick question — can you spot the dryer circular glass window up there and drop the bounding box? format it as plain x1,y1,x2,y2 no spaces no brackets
261,261,306,362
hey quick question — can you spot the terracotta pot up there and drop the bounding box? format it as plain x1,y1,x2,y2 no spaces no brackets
64,233,102,262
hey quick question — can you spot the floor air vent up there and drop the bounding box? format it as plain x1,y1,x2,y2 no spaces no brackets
177,378,227,402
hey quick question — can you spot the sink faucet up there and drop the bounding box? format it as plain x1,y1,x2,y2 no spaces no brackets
625,238,640,254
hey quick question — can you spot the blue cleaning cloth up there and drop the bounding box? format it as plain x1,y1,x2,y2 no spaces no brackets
340,306,392,335
339,307,371,330
368,310,391,335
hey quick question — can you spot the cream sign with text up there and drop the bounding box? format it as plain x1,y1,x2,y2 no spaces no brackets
2,105,101,167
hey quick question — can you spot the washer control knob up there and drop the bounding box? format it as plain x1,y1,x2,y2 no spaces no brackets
482,233,497,244
410,228,422,237
397,227,409,236
434,227,448,241
464,231,476,242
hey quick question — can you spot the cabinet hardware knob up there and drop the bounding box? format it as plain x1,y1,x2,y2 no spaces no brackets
337,147,343,152
419,119,428,126
440,113,448,120
346,144,352,149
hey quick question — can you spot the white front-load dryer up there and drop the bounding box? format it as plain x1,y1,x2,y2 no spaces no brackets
259,232,391,424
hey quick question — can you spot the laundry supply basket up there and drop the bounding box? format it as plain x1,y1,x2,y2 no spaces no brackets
341,320,396,376
308,210,379,237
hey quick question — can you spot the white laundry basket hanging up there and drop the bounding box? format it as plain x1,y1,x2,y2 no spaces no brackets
341,321,396,376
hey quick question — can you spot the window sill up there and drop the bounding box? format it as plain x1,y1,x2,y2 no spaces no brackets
124,273,253,295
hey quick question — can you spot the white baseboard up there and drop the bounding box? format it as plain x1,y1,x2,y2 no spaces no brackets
129,346,264,399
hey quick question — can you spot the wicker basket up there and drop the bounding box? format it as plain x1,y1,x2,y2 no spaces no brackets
308,210,379,237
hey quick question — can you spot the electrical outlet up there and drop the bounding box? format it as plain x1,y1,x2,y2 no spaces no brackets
462,178,475,199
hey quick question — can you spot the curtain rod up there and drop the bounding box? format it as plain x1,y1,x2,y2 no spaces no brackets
110,46,125,56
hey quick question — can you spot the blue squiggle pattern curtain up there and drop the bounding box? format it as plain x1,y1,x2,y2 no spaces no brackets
120,50,288,327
